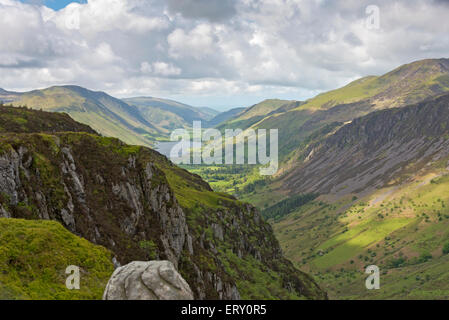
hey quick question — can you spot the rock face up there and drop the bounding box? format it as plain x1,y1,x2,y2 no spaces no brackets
0,108,327,300
0,137,188,268
283,93,449,197
103,261,194,300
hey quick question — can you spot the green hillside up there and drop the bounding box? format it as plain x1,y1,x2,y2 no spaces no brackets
206,107,245,127
210,59,449,165
190,59,449,204
0,104,96,134
0,218,113,300
2,86,165,147
123,96,218,132
216,99,295,131
295,58,449,111
268,93,449,299
275,171,449,299
262,59,449,157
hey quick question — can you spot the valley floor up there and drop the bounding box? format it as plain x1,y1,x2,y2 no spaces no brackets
270,168,449,299
189,157,449,300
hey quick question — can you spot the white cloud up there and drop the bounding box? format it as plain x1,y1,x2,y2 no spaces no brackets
0,0,448,107
152,62,182,76
141,61,182,76
168,24,216,59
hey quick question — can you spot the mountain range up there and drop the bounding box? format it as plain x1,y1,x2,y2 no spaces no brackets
214,58,449,299
0,86,238,148
218,58,449,161
2,57,449,300
123,96,219,133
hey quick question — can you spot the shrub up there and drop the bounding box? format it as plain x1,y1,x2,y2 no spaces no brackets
418,252,432,263
387,257,406,268
443,242,449,255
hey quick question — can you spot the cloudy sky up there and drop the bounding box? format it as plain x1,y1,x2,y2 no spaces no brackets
1,0,448,110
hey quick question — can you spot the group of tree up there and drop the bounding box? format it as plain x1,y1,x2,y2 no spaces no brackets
262,193,318,220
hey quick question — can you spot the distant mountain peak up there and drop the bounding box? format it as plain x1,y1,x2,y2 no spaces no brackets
384,57,449,78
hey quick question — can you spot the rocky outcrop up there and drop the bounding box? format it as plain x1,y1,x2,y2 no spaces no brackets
0,130,326,300
0,136,188,269
103,261,194,300
0,134,238,299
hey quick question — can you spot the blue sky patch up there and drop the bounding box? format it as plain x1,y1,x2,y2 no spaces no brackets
20,0,86,10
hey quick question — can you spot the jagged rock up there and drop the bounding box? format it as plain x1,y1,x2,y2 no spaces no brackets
0,128,326,300
103,261,194,300
0,149,21,205
211,223,224,241
0,204,10,218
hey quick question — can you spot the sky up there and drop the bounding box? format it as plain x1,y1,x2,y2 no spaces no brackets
1,0,449,111
19,1,86,10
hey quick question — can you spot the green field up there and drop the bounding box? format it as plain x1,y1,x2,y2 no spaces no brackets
271,169,449,299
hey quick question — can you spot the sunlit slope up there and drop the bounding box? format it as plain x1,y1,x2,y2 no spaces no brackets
0,218,113,300
7,86,164,146
216,99,298,131
296,58,449,111
254,59,449,159
275,171,449,299
268,93,449,299
124,96,218,132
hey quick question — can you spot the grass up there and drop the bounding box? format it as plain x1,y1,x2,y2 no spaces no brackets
219,248,302,300
313,218,413,269
0,218,114,300
271,161,449,299
317,252,449,300
11,86,165,147
217,99,290,131
295,76,380,111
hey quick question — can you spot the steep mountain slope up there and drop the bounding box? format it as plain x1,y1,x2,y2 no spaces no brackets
226,59,449,162
298,58,449,111
0,106,326,300
0,218,113,300
269,93,449,299
199,60,449,202
234,99,293,120
123,97,218,132
206,107,245,127
202,59,449,212
282,93,449,196
0,86,163,147
197,106,220,119
216,99,296,131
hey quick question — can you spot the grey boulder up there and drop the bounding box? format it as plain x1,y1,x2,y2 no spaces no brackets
103,260,194,300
